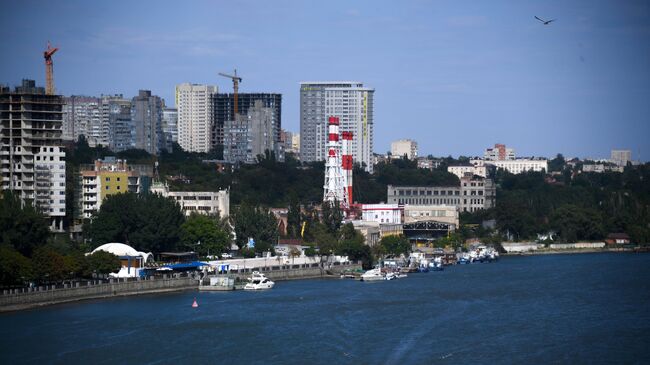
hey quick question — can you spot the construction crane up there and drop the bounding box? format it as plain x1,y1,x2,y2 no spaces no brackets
43,41,59,95
218,69,242,120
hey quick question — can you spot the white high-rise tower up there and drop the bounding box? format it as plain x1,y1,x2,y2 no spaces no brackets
176,83,217,153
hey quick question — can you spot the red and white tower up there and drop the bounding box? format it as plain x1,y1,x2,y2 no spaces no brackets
323,116,349,208
341,131,354,204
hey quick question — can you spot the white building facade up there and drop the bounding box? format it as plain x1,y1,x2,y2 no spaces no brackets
447,165,488,179
176,83,217,153
391,139,418,159
471,159,547,175
300,81,374,172
150,182,229,217
361,203,402,224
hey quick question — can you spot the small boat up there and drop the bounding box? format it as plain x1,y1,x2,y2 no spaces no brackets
385,272,397,280
458,253,470,264
418,264,429,273
361,268,385,282
243,271,275,290
430,257,444,271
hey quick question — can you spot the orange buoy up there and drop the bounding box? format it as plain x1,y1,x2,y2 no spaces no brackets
192,298,199,308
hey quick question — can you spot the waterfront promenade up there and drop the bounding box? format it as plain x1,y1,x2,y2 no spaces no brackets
0,258,359,312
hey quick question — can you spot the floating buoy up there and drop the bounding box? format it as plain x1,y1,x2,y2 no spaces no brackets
192,298,199,308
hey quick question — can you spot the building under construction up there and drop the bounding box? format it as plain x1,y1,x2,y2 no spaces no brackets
212,93,282,155
0,79,66,231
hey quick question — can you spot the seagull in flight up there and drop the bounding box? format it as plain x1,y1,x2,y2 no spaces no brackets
535,16,556,25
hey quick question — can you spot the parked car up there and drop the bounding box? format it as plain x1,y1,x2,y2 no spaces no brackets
221,253,233,259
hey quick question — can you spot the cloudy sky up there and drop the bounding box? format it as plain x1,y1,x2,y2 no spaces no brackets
1,0,648,160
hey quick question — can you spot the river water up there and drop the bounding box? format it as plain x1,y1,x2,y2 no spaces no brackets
1,253,649,364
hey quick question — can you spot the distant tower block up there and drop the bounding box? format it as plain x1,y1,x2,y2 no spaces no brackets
341,131,353,204
323,116,349,208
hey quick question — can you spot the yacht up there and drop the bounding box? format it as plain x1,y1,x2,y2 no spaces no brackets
361,268,385,282
243,271,275,290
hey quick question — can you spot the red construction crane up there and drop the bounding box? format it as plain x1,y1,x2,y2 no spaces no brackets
218,69,242,120
44,41,59,95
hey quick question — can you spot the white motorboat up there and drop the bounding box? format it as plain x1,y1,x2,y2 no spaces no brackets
243,271,275,290
361,268,385,282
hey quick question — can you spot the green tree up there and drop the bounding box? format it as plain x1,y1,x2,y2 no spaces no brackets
321,201,343,234
180,214,229,256
88,193,185,252
32,246,67,283
0,245,33,286
550,204,604,242
0,191,50,257
85,251,121,276
379,235,411,256
286,194,301,238
232,203,278,254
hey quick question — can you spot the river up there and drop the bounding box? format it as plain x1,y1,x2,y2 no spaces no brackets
1,252,649,364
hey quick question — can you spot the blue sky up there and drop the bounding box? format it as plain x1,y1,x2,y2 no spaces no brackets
1,0,648,160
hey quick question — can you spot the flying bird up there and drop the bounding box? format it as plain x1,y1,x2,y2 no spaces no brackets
535,16,556,25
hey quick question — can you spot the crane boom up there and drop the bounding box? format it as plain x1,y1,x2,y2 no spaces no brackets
43,42,59,95
218,69,242,120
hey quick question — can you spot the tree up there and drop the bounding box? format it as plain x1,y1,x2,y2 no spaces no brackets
0,245,33,286
304,245,317,257
550,205,604,242
321,201,343,234
0,191,50,257
286,194,301,238
32,246,67,283
336,224,373,269
85,251,121,276
88,193,185,252
379,235,411,256
180,214,229,256
231,203,279,254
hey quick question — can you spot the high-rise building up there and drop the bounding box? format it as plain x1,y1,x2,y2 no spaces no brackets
162,107,178,145
611,149,631,167
300,81,374,172
1,79,66,231
484,143,515,161
104,95,133,152
131,90,165,155
212,93,281,152
223,100,281,164
62,96,102,144
176,83,217,153
391,139,418,159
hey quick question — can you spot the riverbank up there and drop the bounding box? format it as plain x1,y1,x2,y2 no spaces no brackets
0,263,361,313
502,247,638,256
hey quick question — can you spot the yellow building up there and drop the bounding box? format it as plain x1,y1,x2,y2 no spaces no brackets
79,158,149,219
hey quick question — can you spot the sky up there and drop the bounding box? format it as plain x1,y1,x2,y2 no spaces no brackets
1,0,649,160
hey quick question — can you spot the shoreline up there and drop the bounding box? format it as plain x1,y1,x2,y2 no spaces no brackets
0,266,357,313
502,248,638,256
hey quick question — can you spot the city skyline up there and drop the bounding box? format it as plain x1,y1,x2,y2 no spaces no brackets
1,0,649,160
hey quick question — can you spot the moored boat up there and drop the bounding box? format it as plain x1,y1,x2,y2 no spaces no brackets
243,271,275,290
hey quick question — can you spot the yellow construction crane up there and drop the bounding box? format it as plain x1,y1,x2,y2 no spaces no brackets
218,69,242,120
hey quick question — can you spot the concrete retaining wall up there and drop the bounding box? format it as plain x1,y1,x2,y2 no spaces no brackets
0,263,362,312
549,242,606,249
0,276,197,312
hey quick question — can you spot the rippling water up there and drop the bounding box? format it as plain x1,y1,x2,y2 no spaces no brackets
2,253,650,364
